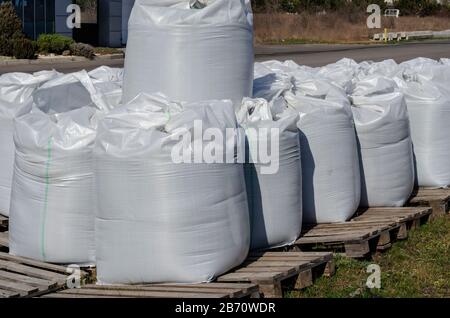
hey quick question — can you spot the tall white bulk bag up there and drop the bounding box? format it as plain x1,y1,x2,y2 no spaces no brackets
396,75,450,188
95,93,250,284
351,76,415,207
123,0,254,105
237,98,302,250
9,72,111,264
0,71,59,216
284,79,360,223
9,106,98,264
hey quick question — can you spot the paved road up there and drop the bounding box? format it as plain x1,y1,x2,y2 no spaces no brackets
254,40,450,67
1,40,449,74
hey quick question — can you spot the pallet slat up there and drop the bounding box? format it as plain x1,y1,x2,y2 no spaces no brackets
0,251,74,298
0,232,8,249
0,253,70,275
408,188,450,218
42,282,260,299
295,207,432,258
217,251,334,298
0,215,7,228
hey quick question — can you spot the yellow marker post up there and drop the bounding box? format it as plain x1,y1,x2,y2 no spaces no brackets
384,28,388,42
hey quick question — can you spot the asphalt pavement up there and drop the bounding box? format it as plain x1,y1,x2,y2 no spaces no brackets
0,40,449,74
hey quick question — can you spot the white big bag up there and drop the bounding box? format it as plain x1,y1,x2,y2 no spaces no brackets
123,0,254,106
395,66,450,188
94,93,250,284
285,79,361,223
351,76,415,207
0,71,59,216
237,98,302,250
9,71,110,264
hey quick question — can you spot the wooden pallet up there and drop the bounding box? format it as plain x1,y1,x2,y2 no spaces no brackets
0,251,75,298
295,207,432,258
217,251,334,298
0,215,7,231
0,232,97,285
0,231,8,252
41,283,260,298
408,188,450,219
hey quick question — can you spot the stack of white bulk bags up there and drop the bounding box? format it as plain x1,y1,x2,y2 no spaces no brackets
237,98,302,250
0,71,59,217
94,93,250,284
284,78,361,223
350,76,415,207
316,58,360,93
123,0,254,106
9,73,110,264
395,66,450,188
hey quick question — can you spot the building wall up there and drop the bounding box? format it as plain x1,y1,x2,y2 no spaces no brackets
98,0,122,47
1,0,70,39
122,0,135,45
55,0,73,38
98,0,135,47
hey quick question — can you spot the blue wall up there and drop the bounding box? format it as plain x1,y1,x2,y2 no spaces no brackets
55,0,73,38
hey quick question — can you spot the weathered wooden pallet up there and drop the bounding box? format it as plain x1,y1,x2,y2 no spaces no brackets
0,215,7,231
41,282,260,298
0,232,96,285
0,251,74,298
295,207,432,258
352,207,432,241
217,251,334,298
408,188,450,219
0,231,8,252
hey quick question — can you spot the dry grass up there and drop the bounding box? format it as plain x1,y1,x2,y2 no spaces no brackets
254,13,450,43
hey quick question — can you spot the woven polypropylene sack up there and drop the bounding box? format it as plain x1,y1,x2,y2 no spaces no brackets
0,71,59,216
94,93,250,284
237,98,302,250
9,72,113,264
285,79,361,223
122,0,254,106
396,71,450,188
9,106,98,264
351,76,414,207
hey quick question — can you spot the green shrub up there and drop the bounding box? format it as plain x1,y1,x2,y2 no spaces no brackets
12,38,37,59
37,34,74,54
0,35,13,56
0,1,23,38
70,42,95,59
